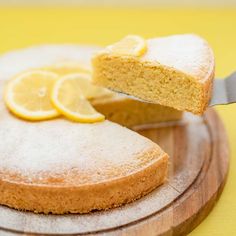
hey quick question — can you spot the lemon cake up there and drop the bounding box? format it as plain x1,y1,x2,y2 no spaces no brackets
92,34,215,115
0,79,168,214
0,44,182,126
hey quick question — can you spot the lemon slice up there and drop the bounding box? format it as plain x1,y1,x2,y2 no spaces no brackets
4,70,60,121
42,61,91,76
107,35,147,56
51,73,105,123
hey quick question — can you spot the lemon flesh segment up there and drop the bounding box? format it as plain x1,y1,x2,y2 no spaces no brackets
51,74,105,123
42,61,91,76
107,35,147,56
4,70,60,121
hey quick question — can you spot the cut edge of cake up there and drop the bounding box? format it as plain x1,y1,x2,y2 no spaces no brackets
0,148,168,214
92,93,183,128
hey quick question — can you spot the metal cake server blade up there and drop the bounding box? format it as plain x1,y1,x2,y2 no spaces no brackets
210,72,236,106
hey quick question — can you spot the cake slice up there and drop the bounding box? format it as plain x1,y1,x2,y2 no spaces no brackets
0,44,182,126
92,34,215,115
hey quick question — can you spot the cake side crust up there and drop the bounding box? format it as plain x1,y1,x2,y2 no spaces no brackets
0,149,168,214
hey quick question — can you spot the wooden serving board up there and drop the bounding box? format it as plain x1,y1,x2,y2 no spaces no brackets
0,108,229,236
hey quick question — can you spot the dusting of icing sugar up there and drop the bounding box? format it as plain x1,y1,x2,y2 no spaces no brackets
142,34,214,81
0,83,159,183
0,44,100,80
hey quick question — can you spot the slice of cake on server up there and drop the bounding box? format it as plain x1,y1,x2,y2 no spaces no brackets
92,34,215,115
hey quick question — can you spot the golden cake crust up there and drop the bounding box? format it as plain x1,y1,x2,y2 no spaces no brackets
0,153,168,214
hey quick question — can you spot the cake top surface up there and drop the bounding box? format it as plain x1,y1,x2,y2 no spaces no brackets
142,34,214,82
0,80,163,186
0,44,98,80
0,45,165,187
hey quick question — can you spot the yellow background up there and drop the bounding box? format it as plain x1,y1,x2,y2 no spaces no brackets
0,7,236,235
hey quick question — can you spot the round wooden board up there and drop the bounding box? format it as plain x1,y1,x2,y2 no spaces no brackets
0,108,229,236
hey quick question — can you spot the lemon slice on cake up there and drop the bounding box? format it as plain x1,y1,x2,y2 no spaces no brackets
51,73,105,123
4,70,60,121
107,35,147,56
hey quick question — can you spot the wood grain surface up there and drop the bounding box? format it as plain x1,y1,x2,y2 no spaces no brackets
0,108,229,236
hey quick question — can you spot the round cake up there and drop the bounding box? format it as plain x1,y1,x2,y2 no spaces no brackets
0,46,168,214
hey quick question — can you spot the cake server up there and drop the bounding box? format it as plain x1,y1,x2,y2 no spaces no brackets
210,72,236,106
